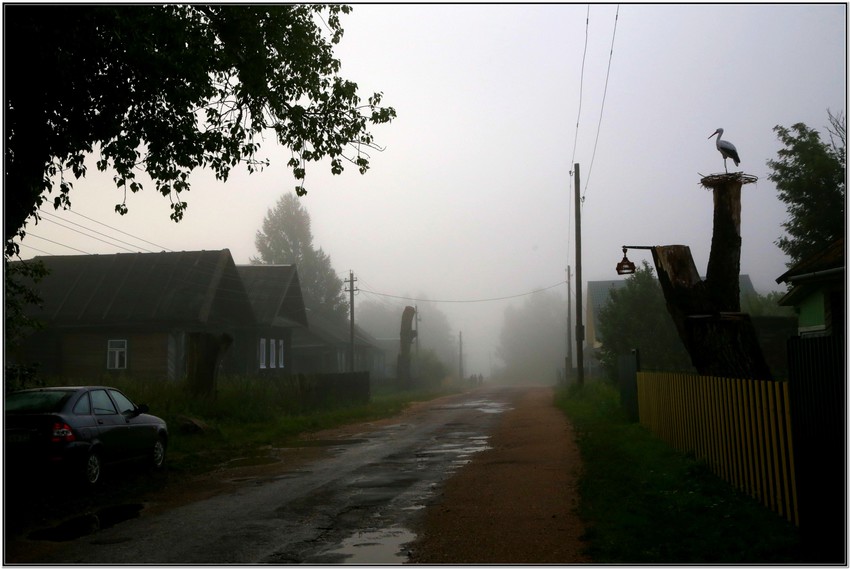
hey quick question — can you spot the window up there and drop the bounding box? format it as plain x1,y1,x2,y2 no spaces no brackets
278,339,285,368
91,389,118,415
108,389,135,415
107,339,127,370
73,393,91,415
259,338,267,369
270,339,276,368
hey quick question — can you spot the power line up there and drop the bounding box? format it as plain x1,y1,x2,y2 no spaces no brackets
359,280,566,305
16,243,54,257
26,233,92,255
566,5,591,271
569,5,591,168
37,213,144,254
63,208,173,252
583,4,620,200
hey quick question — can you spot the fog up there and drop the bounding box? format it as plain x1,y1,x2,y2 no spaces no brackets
14,4,846,378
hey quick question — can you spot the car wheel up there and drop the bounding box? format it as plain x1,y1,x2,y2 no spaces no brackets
84,451,102,485
152,437,167,469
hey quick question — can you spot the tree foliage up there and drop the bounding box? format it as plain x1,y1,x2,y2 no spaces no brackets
5,5,396,253
597,262,694,379
496,290,566,384
252,193,347,322
740,290,795,317
767,110,845,266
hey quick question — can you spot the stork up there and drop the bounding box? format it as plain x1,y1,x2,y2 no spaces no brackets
708,128,740,173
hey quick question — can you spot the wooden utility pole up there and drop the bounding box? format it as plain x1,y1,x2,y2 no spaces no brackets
566,265,572,379
345,271,357,372
574,163,585,386
458,331,464,381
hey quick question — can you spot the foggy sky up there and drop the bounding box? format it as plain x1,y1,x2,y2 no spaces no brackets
14,4,847,377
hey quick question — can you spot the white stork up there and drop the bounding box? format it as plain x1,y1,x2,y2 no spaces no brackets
708,128,740,173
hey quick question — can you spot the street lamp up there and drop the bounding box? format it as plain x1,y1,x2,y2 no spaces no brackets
615,247,636,275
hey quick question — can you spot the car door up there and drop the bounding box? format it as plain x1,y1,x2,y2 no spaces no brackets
89,388,128,462
107,389,154,459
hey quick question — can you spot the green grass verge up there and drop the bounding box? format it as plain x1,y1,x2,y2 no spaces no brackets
556,379,804,564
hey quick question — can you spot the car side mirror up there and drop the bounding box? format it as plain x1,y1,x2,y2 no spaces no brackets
136,403,150,415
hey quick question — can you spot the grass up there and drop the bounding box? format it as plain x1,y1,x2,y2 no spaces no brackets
555,379,805,564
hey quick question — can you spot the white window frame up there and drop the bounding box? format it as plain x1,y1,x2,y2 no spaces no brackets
278,339,285,368
270,339,277,369
259,338,267,369
106,339,127,370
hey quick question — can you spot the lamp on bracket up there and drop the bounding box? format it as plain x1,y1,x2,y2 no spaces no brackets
615,247,636,275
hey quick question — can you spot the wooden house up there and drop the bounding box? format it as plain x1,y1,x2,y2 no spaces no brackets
776,237,845,338
11,250,256,381
235,264,308,377
290,311,385,377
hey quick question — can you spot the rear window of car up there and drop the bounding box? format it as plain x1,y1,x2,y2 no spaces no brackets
5,391,74,413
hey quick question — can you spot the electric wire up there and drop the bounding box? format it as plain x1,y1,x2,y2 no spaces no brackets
16,243,53,257
37,213,144,254
568,5,590,169
359,279,566,305
583,4,619,200
566,5,591,273
26,233,92,255
63,208,173,252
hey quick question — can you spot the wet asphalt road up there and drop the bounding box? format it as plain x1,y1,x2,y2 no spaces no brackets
18,386,520,564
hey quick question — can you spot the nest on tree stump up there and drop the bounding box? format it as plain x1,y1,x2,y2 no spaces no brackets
699,172,758,190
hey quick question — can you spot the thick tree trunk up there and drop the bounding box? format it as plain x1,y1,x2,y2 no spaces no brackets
649,174,772,380
397,306,417,387
706,181,742,311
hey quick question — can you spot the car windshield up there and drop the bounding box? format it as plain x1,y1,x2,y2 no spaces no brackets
5,390,74,413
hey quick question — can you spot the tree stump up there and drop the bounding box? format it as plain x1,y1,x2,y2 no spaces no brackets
648,173,772,380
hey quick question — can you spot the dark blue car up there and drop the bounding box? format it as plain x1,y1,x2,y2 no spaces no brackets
5,386,168,485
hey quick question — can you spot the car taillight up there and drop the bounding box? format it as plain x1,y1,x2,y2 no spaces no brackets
50,422,76,443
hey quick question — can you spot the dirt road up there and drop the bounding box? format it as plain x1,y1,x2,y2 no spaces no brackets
409,385,589,564
5,384,588,564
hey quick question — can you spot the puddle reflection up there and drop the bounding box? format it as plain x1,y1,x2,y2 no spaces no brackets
325,527,415,564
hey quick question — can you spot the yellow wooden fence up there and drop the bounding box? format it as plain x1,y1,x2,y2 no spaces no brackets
637,371,798,525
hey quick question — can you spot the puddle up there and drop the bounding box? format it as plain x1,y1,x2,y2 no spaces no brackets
322,527,415,564
433,399,512,414
225,455,281,467
290,438,367,448
29,504,143,542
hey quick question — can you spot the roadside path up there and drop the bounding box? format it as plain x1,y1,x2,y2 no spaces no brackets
409,384,590,564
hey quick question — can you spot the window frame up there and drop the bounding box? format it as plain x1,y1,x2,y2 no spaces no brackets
106,339,128,370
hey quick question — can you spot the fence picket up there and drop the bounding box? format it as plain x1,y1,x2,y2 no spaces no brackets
637,372,798,525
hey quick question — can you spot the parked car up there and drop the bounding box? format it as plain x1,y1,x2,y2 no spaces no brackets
5,386,168,485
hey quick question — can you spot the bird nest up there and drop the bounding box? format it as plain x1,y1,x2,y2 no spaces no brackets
699,172,758,190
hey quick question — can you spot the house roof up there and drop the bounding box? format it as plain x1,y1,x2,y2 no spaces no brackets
236,264,308,328
775,238,845,307
21,250,255,330
775,238,845,284
292,311,382,352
